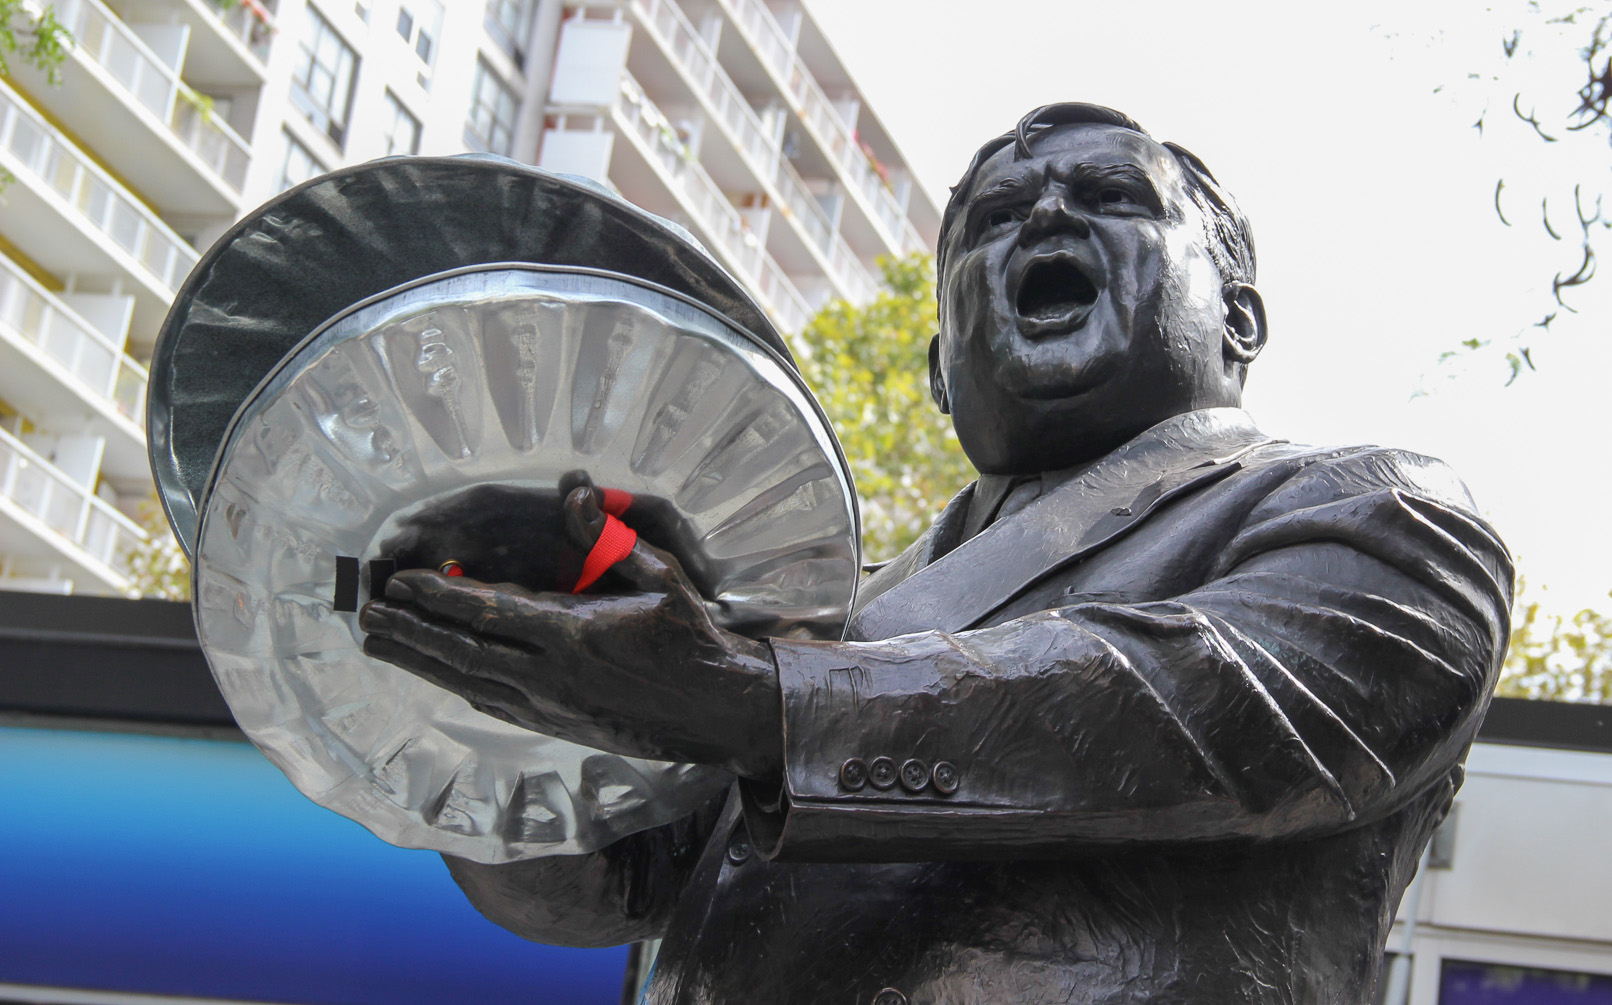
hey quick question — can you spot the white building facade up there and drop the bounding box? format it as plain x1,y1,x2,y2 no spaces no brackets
1380,700,1612,1005
0,0,939,596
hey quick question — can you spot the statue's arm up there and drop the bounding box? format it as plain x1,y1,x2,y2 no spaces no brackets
441,790,727,947
741,449,1514,861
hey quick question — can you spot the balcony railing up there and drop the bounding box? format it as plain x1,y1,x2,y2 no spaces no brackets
714,0,910,249
0,254,149,428
627,0,878,304
0,426,145,581
613,74,812,333
631,0,777,178
0,79,200,296
206,0,277,64
774,156,876,303
54,0,251,193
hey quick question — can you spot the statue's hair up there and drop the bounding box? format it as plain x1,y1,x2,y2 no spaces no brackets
937,102,1256,303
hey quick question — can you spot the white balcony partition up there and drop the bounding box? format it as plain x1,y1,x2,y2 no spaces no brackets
54,0,252,193
0,426,144,584
774,156,877,303
714,0,910,249
626,0,879,304
0,78,200,296
0,256,148,428
207,0,275,65
613,73,812,334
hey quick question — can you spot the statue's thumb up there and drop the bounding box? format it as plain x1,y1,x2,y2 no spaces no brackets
563,485,608,550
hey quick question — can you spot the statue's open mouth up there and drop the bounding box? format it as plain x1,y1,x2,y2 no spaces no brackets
1015,257,1099,330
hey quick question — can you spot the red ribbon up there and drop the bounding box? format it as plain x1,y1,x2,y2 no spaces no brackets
600,488,633,517
572,489,637,593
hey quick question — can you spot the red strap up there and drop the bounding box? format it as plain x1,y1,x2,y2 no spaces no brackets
572,513,637,593
600,488,633,517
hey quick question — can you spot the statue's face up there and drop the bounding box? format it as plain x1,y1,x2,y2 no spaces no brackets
936,124,1244,473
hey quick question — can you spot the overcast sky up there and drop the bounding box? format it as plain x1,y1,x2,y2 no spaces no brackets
806,0,1612,615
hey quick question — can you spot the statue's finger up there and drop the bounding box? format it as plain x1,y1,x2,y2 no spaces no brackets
384,569,579,639
362,635,533,714
361,600,534,679
608,536,701,599
563,485,608,550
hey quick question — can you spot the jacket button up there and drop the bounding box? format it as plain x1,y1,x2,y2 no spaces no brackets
932,761,959,795
873,989,908,1005
725,829,753,865
839,757,868,791
899,758,929,793
868,756,898,790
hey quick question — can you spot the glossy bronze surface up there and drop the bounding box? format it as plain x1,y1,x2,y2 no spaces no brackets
359,104,1513,1003
188,264,857,863
150,156,790,559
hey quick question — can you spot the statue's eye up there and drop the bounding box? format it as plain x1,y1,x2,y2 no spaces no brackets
1098,189,1131,205
985,208,1020,229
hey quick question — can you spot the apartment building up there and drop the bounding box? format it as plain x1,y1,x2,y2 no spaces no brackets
0,0,941,597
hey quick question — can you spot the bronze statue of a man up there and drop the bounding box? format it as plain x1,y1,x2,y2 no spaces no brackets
360,103,1513,1004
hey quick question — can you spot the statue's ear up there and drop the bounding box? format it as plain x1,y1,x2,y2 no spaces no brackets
1222,283,1267,367
928,334,950,414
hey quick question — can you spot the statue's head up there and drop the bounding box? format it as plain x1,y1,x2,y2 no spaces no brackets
932,103,1265,474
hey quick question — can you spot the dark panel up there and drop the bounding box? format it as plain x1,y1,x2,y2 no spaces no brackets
0,593,233,728
1478,696,1612,754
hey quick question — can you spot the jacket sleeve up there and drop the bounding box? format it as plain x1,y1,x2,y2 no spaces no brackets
441,790,727,947
741,449,1514,861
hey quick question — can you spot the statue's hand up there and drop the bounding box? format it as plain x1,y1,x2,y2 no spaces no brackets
359,487,782,779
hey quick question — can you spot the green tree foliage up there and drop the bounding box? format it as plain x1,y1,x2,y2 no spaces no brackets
1499,580,1612,702
121,498,191,601
0,0,70,83
793,254,975,562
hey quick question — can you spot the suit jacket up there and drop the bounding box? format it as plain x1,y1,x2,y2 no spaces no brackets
444,408,1513,1005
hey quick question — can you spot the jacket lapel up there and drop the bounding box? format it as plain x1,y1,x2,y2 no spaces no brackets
851,484,974,616
846,409,1275,641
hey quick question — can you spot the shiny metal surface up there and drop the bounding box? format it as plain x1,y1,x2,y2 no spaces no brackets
150,155,790,560
192,265,859,863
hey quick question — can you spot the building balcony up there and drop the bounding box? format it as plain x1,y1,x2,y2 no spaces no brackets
607,73,812,333
711,0,914,256
0,252,148,482
12,0,253,218
113,0,275,87
0,426,145,594
0,78,199,347
622,0,879,305
773,155,877,304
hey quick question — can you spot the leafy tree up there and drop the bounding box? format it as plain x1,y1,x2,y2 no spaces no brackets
0,0,70,83
0,3,70,192
792,254,975,562
1498,579,1612,702
121,497,190,601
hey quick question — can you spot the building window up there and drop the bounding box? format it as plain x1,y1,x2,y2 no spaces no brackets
396,1,442,66
381,90,422,156
485,0,529,57
279,131,324,191
465,58,517,156
290,4,358,147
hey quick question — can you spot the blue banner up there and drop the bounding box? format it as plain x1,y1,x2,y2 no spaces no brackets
0,726,626,1004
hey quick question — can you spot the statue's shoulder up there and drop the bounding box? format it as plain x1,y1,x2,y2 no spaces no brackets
1238,439,1484,516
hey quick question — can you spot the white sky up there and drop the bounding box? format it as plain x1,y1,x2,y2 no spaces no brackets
807,0,1612,615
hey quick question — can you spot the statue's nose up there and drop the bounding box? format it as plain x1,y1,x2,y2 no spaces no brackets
1020,191,1091,243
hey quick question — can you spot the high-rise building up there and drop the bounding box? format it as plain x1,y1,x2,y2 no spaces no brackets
0,0,941,597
